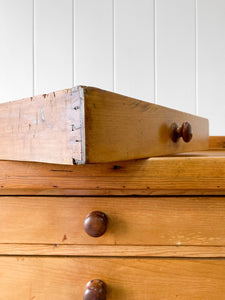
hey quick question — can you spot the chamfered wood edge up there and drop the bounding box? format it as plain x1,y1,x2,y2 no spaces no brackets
0,244,224,257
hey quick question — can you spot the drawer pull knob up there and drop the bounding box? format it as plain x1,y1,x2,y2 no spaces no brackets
83,279,107,300
171,121,193,143
84,211,108,237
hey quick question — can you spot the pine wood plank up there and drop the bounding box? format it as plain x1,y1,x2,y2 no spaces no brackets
0,257,225,299
0,196,225,246
0,149,224,195
0,244,224,257
84,86,208,163
0,86,208,165
0,88,84,165
209,136,225,149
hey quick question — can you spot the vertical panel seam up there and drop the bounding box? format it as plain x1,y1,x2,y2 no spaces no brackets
72,0,75,86
112,0,115,92
32,0,35,96
195,0,199,115
154,0,157,104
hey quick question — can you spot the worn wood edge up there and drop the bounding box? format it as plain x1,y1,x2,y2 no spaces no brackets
0,87,85,165
72,86,86,165
209,136,225,149
80,87,86,164
0,244,224,257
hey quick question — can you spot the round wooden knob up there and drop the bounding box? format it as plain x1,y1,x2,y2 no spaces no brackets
84,211,108,237
83,279,107,300
171,121,193,143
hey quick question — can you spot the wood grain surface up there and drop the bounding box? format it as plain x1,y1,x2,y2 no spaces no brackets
0,196,224,246
0,257,225,299
0,87,84,165
0,244,224,257
0,148,224,195
209,136,225,149
84,86,209,163
0,86,209,165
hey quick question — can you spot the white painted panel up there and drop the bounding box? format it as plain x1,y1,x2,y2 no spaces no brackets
74,0,113,91
35,0,73,95
156,0,195,114
114,0,154,102
0,0,33,102
198,0,225,135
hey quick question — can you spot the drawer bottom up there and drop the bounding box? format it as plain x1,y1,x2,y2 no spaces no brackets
0,257,224,299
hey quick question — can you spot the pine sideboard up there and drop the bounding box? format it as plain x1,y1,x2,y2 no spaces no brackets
0,136,224,299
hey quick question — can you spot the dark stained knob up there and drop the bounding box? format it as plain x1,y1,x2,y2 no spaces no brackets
83,279,107,300
171,121,193,143
84,211,108,237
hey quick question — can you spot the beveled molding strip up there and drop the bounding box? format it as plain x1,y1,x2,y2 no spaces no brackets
0,244,224,257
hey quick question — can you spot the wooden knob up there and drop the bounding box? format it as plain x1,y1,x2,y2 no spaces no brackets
84,211,108,237
171,122,193,143
83,279,107,300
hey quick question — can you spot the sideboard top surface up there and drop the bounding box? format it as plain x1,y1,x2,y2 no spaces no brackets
0,136,224,196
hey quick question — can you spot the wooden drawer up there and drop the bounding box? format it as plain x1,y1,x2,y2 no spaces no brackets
0,196,225,246
0,86,208,165
0,257,224,299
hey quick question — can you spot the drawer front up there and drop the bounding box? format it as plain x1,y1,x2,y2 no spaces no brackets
0,196,225,246
0,257,225,299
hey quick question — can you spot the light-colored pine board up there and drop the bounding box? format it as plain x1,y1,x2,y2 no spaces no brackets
174,149,225,157
209,136,225,149
156,0,196,113
0,149,224,195
84,87,208,163
74,0,113,90
0,0,33,102
0,257,225,299
114,0,154,102
0,88,83,165
0,244,225,257
0,86,208,165
0,196,225,246
198,0,225,135
35,0,73,94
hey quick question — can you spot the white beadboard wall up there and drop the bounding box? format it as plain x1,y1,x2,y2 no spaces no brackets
0,0,225,135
